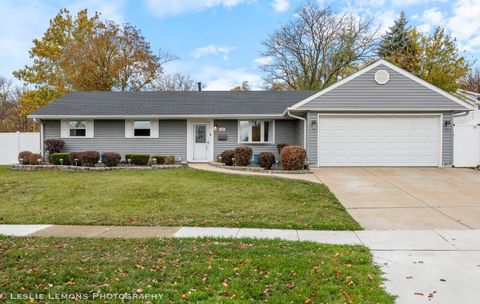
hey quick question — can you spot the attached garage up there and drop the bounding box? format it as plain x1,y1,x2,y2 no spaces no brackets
317,114,441,167
287,60,473,167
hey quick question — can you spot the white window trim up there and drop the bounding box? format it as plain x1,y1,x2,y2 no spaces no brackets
125,120,159,138
237,120,275,144
61,120,94,138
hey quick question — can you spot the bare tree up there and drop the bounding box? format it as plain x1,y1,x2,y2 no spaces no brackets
260,3,378,90
462,67,480,93
0,78,36,132
149,73,198,91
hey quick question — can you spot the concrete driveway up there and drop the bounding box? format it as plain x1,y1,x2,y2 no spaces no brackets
312,167,480,230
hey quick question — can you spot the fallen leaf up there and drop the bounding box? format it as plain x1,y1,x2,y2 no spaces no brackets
181,294,188,300
440,278,446,282
414,292,424,296
304,298,312,304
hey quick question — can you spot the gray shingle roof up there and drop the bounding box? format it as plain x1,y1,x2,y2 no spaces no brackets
30,91,317,117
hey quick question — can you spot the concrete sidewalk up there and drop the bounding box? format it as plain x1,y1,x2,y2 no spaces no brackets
1,224,480,304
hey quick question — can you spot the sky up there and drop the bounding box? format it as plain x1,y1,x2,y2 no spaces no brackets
0,0,479,90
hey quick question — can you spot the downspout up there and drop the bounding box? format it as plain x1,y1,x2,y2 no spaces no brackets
287,109,307,149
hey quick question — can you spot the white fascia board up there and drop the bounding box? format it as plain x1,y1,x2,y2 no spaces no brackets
289,59,474,111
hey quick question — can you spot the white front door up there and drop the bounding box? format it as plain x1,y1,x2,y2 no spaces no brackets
193,123,209,161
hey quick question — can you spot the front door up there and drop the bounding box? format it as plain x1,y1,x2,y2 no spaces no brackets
193,123,209,161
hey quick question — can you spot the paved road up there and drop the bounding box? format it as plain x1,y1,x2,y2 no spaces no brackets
1,225,480,304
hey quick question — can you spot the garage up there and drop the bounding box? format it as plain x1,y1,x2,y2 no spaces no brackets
317,115,441,166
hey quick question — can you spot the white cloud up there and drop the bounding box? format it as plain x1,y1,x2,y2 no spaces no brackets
197,65,263,90
145,0,253,17
192,44,236,58
271,0,289,12
447,0,480,50
253,56,273,66
417,8,444,33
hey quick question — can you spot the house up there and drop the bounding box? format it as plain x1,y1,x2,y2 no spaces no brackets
28,59,473,167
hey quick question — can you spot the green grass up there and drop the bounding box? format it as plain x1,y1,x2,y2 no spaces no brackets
0,167,359,230
0,236,394,303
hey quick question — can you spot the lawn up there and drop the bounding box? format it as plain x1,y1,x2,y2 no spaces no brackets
0,166,360,230
0,236,393,303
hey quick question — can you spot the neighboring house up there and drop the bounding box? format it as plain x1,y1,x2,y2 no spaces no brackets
29,59,473,167
455,90,480,125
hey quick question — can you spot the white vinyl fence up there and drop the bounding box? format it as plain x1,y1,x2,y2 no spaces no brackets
454,123,480,167
0,132,40,165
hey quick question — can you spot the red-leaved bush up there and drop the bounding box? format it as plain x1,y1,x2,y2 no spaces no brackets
18,151,32,164
280,146,306,170
28,153,42,165
102,152,121,167
276,143,290,155
258,152,275,169
219,150,234,166
233,146,252,166
69,152,83,166
80,151,100,167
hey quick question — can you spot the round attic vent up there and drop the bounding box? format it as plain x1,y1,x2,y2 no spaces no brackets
375,70,390,85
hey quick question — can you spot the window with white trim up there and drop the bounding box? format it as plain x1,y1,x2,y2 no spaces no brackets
69,120,87,137
133,120,151,137
238,120,274,143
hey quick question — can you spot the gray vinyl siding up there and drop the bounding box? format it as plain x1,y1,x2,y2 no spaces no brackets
306,111,455,166
442,112,453,165
296,119,305,147
43,120,187,160
306,112,318,164
213,120,299,159
298,64,466,111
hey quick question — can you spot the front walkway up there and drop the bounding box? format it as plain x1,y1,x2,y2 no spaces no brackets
2,225,480,304
188,163,322,183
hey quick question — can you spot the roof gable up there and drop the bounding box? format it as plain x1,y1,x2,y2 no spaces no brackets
290,60,472,111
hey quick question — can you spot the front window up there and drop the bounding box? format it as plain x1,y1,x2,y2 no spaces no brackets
134,121,151,137
69,121,86,137
239,120,274,143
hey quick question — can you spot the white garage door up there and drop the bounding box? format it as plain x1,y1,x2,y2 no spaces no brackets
318,115,441,166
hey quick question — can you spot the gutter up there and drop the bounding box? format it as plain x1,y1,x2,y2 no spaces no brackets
286,110,307,149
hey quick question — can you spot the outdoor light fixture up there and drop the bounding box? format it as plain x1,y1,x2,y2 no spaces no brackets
74,158,79,166
213,124,219,132
19,158,23,164
127,158,132,166
60,158,64,165
37,158,41,165
444,120,451,127
311,120,317,128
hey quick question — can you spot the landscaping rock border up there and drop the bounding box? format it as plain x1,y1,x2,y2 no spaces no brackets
9,163,188,172
209,162,312,174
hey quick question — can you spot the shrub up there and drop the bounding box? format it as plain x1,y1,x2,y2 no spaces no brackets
80,151,100,167
280,146,306,170
102,152,121,167
18,151,32,164
44,139,64,160
233,146,252,166
125,154,150,166
149,155,165,165
219,150,234,166
28,153,42,165
164,156,175,165
50,153,70,165
258,152,276,169
69,152,83,166
276,143,290,155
